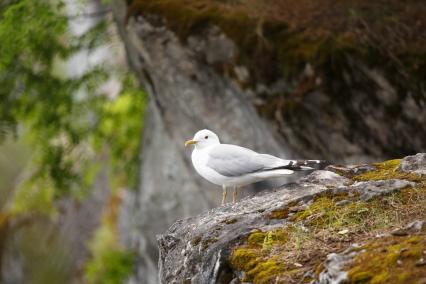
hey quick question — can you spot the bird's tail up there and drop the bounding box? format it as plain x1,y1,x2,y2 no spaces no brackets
292,159,329,170
270,159,329,171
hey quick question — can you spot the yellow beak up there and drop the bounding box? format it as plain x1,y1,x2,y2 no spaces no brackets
185,139,197,147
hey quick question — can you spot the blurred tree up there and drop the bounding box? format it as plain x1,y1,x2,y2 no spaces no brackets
0,0,145,197
0,0,145,282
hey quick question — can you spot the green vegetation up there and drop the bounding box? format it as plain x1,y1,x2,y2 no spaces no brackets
230,159,426,283
230,229,292,283
0,0,146,197
353,159,423,182
0,0,145,282
347,234,426,284
85,195,135,284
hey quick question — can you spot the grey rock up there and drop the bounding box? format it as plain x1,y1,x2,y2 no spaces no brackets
111,2,300,282
111,0,426,279
392,220,425,236
155,155,425,283
405,220,425,233
349,179,415,201
157,183,328,284
325,164,377,177
301,170,350,187
398,153,426,175
350,165,378,175
317,244,361,284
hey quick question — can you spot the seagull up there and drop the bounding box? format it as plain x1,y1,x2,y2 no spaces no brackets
185,129,326,205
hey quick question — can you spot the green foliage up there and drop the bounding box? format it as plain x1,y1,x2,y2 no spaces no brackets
0,0,70,135
92,76,146,189
0,0,146,198
86,248,134,284
0,1,142,282
85,196,135,284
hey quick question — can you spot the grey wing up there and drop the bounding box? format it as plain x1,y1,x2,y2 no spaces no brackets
206,144,286,177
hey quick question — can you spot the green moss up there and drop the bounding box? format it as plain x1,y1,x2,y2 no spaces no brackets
247,230,288,249
229,162,425,283
248,232,266,246
262,230,288,251
291,184,426,236
270,208,290,219
246,259,284,283
347,234,426,284
293,197,334,221
230,248,286,284
292,194,362,229
230,248,259,271
230,229,291,282
353,159,423,182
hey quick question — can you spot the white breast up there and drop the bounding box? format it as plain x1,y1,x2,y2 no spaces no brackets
191,147,230,186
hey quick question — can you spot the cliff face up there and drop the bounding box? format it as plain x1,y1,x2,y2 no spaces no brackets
112,0,426,282
158,153,426,283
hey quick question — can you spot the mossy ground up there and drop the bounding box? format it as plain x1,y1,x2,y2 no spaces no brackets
353,159,424,182
347,234,426,284
230,229,292,283
229,158,426,283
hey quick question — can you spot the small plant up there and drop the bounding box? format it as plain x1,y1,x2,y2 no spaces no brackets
262,231,274,251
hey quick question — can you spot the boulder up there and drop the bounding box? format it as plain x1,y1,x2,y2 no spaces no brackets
157,155,426,283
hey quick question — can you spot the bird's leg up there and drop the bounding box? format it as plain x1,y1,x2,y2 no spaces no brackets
222,185,227,206
232,186,239,203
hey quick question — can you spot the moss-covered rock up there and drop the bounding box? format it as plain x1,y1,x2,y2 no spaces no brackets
157,155,426,283
353,159,423,182
347,234,426,284
227,158,426,283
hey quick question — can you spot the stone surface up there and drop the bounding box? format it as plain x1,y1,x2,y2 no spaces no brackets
156,154,426,283
112,1,300,282
317,245,361,284
317,219,426,284
392,220,425,236
157,182,328,284
111,0,426,281
349,179,415,201
399,153,426,175
300,170,350,187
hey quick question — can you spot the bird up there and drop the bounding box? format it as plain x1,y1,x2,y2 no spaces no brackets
185,129,326,206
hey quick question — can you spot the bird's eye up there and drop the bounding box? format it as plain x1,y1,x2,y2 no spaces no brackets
205,136,208,139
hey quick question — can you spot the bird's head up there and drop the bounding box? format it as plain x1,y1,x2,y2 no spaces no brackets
185,129,220,149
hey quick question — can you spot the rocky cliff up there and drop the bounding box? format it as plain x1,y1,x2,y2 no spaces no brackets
158,153,426,283
111,0,426,282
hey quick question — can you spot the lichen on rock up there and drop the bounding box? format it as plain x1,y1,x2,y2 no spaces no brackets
157,154,426,283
